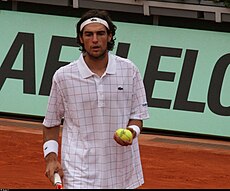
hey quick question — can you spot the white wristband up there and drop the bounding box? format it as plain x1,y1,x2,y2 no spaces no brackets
43,140,58,158
128,125,141,137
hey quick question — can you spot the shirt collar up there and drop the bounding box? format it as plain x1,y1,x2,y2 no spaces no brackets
78,54,94,78
105,52,116,75
78,52,116,79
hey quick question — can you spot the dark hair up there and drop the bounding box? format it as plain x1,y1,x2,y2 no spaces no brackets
76,9,117,52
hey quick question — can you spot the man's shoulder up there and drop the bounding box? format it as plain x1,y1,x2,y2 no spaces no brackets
56,60,78,72
111,54,138,71
53,60,79,80
111,54,134,66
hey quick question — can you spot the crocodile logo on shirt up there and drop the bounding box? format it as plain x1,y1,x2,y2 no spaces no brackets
118,87,123,90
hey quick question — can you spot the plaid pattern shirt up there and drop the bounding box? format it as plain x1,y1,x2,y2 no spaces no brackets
43,52,149,189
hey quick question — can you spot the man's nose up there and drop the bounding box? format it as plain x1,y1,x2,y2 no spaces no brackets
92,34,98,42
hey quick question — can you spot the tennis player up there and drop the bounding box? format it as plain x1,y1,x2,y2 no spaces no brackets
42,9,149,189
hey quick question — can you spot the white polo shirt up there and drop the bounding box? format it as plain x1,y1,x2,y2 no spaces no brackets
43,52,149,189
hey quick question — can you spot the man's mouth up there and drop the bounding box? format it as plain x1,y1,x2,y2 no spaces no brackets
92,46,100,50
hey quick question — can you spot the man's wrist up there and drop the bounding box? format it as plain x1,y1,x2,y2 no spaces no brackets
128,125,141,138
43,140,58,158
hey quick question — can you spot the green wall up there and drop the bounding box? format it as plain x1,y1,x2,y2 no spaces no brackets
0,10,229,137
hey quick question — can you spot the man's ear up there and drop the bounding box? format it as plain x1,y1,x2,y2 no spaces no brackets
80,37,83,44
108,33,112,42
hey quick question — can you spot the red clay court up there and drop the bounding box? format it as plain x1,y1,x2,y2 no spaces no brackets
1,117,230,189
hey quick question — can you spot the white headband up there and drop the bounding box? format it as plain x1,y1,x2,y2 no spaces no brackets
80,17,109,31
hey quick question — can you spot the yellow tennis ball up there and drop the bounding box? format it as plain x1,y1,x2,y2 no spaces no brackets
116,128,133,142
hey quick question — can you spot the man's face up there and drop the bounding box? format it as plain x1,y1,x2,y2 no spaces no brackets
80,23,112,59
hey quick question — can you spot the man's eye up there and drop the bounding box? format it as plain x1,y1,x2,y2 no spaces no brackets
98,32,106,35
85,33,92,37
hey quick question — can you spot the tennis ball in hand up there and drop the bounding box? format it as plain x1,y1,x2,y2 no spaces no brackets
116,128,133,142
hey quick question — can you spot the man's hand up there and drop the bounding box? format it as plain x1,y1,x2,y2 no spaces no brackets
45,152,64,185
113,128,135,146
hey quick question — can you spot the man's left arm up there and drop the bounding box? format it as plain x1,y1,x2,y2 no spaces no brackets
127,119,143,139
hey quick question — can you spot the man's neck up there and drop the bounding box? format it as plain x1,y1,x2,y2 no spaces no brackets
83,51,109,77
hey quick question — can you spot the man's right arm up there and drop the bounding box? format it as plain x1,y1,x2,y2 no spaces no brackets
43,125,60,143
43,125,63,184
43,125,60,160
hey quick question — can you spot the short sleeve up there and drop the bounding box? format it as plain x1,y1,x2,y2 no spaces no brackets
130,67,149,120
43,72,65,127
